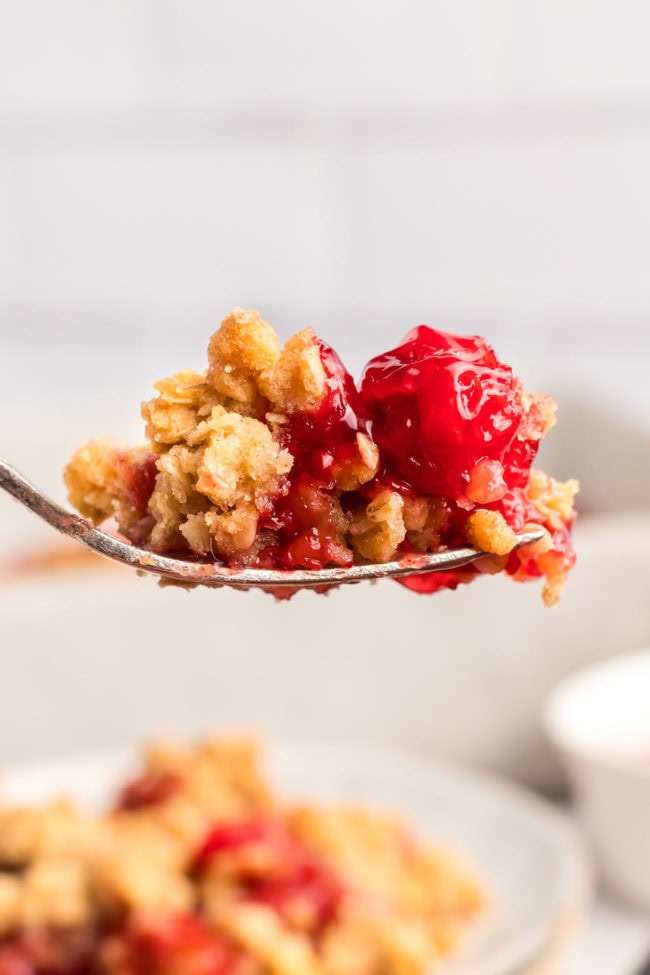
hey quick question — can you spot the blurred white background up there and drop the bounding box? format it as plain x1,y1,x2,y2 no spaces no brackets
1,1,650,421
0,2,649,781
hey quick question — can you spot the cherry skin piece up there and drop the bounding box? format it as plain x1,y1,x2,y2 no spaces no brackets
194,817,298,873
114,771,183,812
360,326,527,500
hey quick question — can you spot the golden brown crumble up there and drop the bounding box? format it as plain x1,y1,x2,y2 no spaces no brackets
334,433,379,492
145,408,293,558
405,499,452,554
258,328,327,414
348,491,406,563
465,510,518,557
514,472,580,606
221,904,320,975
64,439,151,532
207,308,281,408
0,875,20,936
19,859,92,928
526,471,579,530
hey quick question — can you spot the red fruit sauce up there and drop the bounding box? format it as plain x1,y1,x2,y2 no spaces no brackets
114,454,159,518
98,915,242,975
194,817,297,871
196,817,343,935
256,340,366,571
279,339,369,483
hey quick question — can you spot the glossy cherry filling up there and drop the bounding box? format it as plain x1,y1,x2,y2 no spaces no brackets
279,339,369,484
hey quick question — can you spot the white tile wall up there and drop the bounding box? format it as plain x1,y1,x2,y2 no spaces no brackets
510,0,650,98
356,138,650,313
0,0,157,116
0,146,15,301
18,145,334,308
163,0,512,108
1,0,650,414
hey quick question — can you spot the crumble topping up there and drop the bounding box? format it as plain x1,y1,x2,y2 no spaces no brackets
258,328,328,414
64,440,154,532
465,510,518,557
65,310,578,603
147,408,293,558
0,736,483,975
207,308,282,408
348,490,406,563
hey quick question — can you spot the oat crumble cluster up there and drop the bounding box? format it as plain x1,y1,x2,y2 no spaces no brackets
65,309,578,603
0,736,483,975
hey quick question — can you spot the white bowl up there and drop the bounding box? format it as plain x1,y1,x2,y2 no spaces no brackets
543,650,650,910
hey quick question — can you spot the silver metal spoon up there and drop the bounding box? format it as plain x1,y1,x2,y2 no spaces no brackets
0,457,544,590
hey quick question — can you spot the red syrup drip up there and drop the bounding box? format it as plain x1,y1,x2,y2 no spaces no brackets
256,340,367,571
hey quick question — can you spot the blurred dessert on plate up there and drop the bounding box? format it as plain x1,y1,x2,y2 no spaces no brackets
0,735,483,975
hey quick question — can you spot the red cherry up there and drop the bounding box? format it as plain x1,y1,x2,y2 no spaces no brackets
360,326,526,498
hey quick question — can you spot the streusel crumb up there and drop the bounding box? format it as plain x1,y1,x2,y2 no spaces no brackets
0,875,20,936
258,328,327,414
207,307,281,407
19,859,92,928
64,439,152,531
465,510,518,557
349,490,406,563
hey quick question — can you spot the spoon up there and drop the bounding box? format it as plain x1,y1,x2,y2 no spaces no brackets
0,457,544,590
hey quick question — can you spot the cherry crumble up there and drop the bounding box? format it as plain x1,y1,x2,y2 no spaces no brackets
65,309,577,604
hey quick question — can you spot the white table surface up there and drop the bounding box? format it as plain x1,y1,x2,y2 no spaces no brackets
567,898,650,975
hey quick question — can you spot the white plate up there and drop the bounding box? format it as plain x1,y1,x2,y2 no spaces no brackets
2,741,590,975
